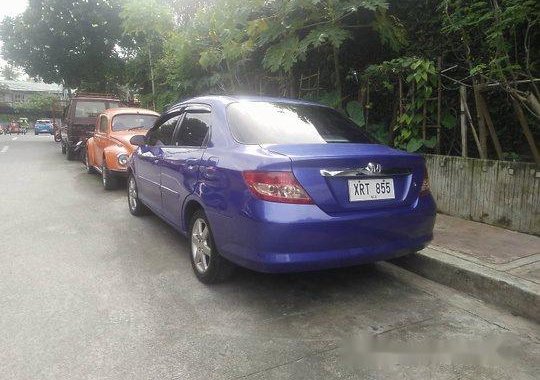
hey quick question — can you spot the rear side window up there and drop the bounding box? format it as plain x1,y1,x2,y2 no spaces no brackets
75,101,109,118
99,116,108,133
173,112,210,147
147,115,180,146
227,102,373,145
74,101,121,118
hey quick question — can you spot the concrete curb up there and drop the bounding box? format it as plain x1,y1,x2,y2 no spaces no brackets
391,247,540,322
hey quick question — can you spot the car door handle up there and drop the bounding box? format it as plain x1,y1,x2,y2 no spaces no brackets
201,156,219,179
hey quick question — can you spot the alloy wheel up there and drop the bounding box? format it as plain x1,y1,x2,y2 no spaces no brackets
191,218,212,273
128,177,138,211
102,165,107,187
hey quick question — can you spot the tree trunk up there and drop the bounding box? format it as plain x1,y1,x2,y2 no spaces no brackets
436,57,442,154
148,46,156,111
332,46,342,108
288,70,297,98
525,92,540,119
511,97,540,165
477,93,503,160
388,85,400,146
472,81,487,158
460,86,468,157
464,97,485,158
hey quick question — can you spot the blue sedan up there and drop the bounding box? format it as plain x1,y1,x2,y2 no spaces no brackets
34,119,54,135
127,96,436,283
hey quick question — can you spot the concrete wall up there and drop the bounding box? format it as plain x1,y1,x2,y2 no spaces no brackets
425,154,539,235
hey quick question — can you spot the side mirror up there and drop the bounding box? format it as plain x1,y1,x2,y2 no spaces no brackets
130,135,146,146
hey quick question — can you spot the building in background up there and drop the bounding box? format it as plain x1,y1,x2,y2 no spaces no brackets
0,80,67,121
0,79,64,107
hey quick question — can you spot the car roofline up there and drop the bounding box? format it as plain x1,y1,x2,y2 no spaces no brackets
166,95,332,111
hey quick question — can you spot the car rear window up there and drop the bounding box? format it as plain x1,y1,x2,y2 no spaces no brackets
112,114,158,131
226,101,373,145
75,101,120,118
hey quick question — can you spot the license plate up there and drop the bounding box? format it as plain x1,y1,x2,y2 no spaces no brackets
348,178,395,201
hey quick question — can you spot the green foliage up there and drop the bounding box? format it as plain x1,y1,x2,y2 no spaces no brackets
249,0,392,74
302,91,341,109
346,101,366,127
1,0,533,160
441,112,457,129
263,36,306,73
441,0,540,83
361,122,389,144
1,65,21,80
371,9,408,52
121,0,173,37
0,0,125,89
364,57,439,152
14,94,58,113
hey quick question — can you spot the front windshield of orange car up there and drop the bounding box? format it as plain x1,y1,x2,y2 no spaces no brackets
111,114,158,131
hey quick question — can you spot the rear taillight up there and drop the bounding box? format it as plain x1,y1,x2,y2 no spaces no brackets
420,167,430,195
242,171,313,204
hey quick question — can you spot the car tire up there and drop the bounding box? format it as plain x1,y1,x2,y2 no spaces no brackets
102,163,118,190
189,210,235,284
85,151,96,174
127,174,148,216
34,131,38,135
61,143,66,154
66,146,76,161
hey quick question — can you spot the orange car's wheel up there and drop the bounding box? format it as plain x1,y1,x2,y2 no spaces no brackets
85,150,96,174
102,163,119,190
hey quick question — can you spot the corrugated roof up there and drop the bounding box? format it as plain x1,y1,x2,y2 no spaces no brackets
0,79,63,93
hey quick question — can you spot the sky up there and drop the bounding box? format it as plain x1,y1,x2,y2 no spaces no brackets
0,0,28,71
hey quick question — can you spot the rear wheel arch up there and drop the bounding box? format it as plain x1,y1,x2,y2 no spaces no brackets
184,200,204,232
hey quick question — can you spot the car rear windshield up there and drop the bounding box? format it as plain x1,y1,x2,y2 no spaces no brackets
227,101,373,145
112,114,158,131
75,101,120,118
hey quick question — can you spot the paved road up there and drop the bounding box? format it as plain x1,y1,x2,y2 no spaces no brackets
0,134,539,379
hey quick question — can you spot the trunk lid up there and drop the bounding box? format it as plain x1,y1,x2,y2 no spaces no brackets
263,143,425,213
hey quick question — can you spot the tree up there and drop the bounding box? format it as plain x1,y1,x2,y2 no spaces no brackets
121,0,174,109
1,65,21,80
0,0,125,90
14,94,58,113
247,0,404,99
441,0,540,163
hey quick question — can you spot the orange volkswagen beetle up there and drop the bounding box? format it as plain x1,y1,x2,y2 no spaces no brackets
85,108,159,189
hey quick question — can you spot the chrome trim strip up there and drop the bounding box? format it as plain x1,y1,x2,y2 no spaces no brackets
320,168,412,177
138,176,160,186
161,185,179,195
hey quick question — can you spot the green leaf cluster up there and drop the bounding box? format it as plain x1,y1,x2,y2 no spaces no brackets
364,57,439,152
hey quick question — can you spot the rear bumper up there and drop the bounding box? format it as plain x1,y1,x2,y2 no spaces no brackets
210,195,436,273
